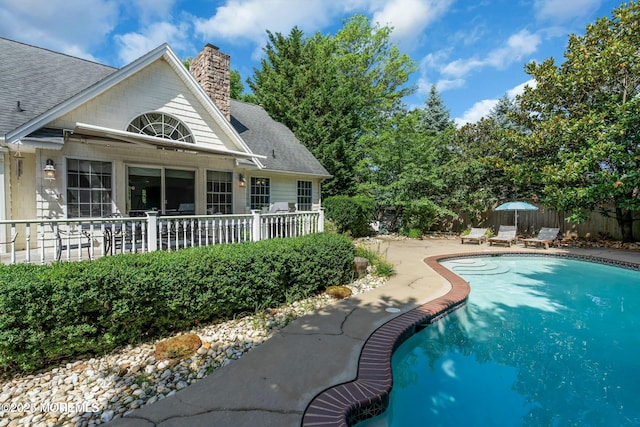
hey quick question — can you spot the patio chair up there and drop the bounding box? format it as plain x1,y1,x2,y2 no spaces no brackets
522,227,561,249
53,225,92,261
489,225,517,247
103,213,145,254
461,227,488,244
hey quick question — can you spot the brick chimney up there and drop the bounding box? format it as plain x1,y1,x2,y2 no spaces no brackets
190,44,231,121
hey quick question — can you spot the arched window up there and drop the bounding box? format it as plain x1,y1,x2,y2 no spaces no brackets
127,112,194,143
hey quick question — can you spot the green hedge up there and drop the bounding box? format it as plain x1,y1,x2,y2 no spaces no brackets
323,195,376,237
0,233,355,374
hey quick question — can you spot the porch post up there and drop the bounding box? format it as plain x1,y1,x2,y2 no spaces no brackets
251,210,261,241
318,207,325,233
146,211,158,251
0,150,6,251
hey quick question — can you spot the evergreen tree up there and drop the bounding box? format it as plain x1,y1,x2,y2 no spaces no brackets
248,16,416,196
487,94,521,131
422,85,452,133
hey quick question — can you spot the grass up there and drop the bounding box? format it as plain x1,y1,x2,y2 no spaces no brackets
355,242,395,278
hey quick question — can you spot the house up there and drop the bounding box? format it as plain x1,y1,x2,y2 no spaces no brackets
0,38,331,253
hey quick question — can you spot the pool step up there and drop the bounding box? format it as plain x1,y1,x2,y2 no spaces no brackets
448,259,510,275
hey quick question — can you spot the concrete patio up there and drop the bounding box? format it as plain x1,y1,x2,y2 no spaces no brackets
106,237,640,427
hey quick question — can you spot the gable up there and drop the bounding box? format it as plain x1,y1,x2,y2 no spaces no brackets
3,42,258,163
49,59,246,153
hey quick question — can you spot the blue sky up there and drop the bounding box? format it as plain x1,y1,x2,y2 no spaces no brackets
0,0,622,126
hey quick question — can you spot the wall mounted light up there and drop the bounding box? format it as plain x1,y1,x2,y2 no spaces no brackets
43,158,56,180
238,173,246,187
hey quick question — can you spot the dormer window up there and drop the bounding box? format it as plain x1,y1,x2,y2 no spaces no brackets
127,112,194,143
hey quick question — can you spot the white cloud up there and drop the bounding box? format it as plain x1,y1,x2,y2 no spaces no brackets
485,30,541,69
441,57,484,78
454,99,498,127
0,0,119,61
128,0,178,24
454,79,537,126
440,29,541,80
193,0,453,58
534,0,602,24
435,78,465,92
371,0,453,42
507,79,536,98
115,21,192,64
193,0,339,47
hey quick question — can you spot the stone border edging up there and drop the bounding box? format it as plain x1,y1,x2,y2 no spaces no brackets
301,251,640,427
301,254,471,427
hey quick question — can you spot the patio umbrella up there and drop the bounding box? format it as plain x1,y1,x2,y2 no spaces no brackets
495,201,539,231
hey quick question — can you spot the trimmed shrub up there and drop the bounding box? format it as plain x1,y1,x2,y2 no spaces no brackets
0,233,355,374
323,195,376,237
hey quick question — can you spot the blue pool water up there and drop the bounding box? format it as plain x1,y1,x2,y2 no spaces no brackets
360,256,640,427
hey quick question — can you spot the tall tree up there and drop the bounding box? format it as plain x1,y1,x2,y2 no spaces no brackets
509,1,640,241
230,69,244,99
422,85,451,133
230,70,258,103
487,94,522,131
249,16,416,196
358,108,455,233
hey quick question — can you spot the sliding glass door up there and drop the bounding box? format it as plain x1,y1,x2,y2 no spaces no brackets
165,169,195,215
127,166,195,216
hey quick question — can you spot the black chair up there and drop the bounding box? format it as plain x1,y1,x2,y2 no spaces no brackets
53,226,92,261
103,213,145,254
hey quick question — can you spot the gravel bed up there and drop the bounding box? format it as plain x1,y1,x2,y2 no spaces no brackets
0,271,386,427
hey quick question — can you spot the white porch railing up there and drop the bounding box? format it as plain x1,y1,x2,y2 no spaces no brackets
0,209,324,265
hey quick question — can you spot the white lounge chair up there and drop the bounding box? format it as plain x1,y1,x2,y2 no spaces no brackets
461,228,488,244
522,227,560,249
489,225,517,247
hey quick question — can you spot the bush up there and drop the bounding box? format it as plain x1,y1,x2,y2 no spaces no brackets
400,228,423,239
354,243,395,278
399,198,455,235
0,233,355,374
323,195,376,237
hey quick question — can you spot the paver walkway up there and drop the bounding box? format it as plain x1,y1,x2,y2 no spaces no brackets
108,238,640,426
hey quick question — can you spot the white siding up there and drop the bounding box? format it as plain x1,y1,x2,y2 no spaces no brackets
36,140,238,218
49,60,245,153
245,172,322,210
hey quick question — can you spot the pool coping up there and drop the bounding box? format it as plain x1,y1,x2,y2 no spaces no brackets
301,251,640,427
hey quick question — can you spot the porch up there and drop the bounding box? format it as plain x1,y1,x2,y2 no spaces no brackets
0,210,324,265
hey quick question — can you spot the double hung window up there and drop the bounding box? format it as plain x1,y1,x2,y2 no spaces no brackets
297,180,312,211
67,159,113,217
250,177,270,210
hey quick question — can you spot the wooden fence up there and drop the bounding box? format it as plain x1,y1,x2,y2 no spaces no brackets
441,206,640,240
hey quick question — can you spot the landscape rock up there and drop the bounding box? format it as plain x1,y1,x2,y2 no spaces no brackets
154,334,202,360
0,272,386,426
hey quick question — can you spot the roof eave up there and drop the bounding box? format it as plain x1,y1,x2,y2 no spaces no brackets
73,122,266,160
4,44,263,166
4,43,170,144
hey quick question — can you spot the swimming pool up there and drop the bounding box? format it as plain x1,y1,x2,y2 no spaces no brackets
359,255,640,427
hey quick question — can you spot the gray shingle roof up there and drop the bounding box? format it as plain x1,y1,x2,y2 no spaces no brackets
0,37,330,178
0,37,116,137
230,99,331,177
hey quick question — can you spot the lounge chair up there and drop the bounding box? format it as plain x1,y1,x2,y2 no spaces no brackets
489,225,517,247
522,227,560,249
461,227,488,244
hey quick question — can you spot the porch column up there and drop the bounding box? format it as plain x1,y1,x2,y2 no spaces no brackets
0,150,6,250
146,211,158,251
318,207,325,233
251,210,261,241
